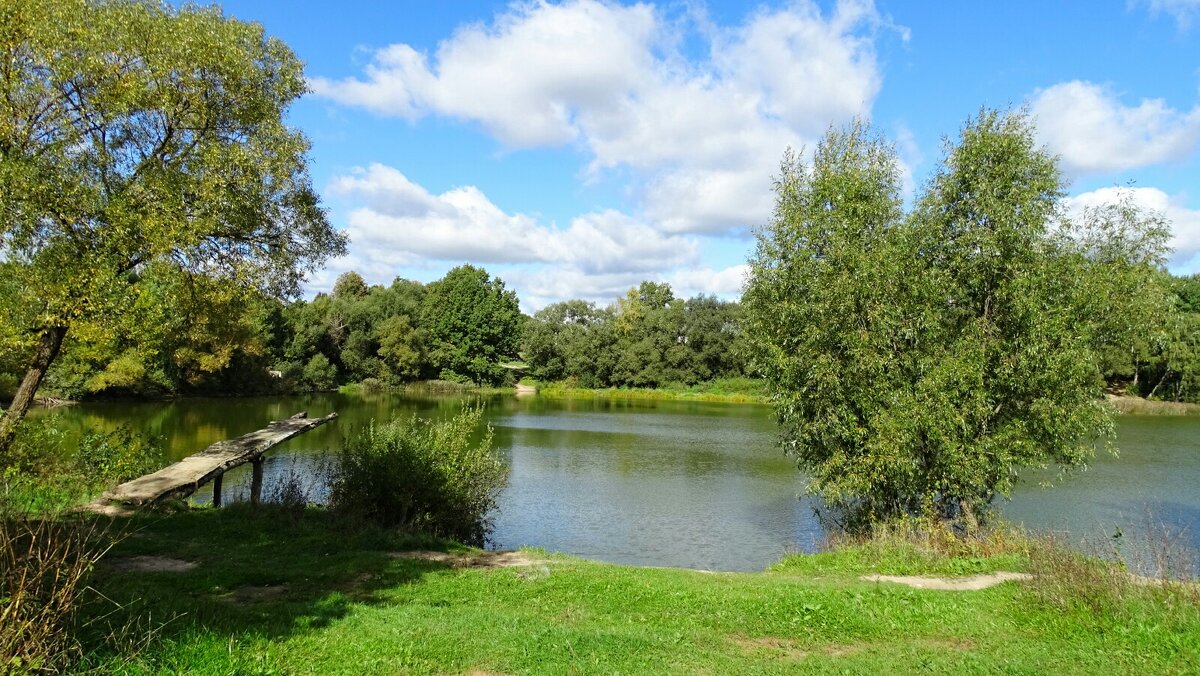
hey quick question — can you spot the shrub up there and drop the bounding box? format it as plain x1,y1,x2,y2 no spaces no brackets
75,427,162,486
303,354,338,391
327,407,507,545
358,377,386,393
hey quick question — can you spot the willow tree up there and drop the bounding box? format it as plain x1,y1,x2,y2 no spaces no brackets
743,111,1169,529
0,0,346,453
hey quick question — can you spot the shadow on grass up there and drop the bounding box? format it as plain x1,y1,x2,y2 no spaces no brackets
75,503,465,664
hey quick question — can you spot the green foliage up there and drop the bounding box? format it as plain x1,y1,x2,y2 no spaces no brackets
421,265,522,386
74,427,161,485
332,271,369,299
1,415,164,513
744,111,1170,527
0,0,346,451
523,286,746,389
302,353,338,392
328,407,507,545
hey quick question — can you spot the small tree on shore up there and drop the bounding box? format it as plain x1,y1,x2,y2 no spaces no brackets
743,111,1170,529
0,0,346,454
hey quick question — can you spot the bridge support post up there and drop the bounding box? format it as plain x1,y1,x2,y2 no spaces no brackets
212,473,223,508
250,458,264,505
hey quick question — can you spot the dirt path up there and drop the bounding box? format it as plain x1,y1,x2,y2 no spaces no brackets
861,572,1031,590
389,550,550,569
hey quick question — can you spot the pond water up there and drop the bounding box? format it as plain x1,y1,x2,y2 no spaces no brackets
32,392,1200,573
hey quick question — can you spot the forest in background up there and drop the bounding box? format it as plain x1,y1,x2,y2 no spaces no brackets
2,262,1197,403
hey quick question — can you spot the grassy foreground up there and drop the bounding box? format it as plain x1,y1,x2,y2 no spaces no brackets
74,506,1199,674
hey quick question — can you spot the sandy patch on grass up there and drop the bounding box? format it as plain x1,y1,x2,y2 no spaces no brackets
862,572,1030,590
107,555,197,573
389,550,550,569
920,637,977,651
732,635,865,660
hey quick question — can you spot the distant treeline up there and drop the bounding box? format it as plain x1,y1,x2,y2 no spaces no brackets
1103,272,1200,402
2,263,1196,402
522,281,745,388
1,265,522,398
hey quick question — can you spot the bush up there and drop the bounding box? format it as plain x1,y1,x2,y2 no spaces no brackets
327,407,507,545
76,427,162,485
303,354,338,391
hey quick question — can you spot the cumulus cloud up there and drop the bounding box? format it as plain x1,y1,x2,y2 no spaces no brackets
312,0,893,234
668,264,749,296
326,163,701,284
1066,186,1200,269
1030,81,1200,175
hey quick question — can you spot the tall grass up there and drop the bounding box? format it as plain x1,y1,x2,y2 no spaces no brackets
0,515,117,673
534,377,768,404
326,407,507,546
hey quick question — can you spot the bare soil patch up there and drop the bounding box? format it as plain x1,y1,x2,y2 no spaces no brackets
731,635,865,661
389,550,550,569
229,584,290,603
862,572,1030,590
729,638,864,662
732,635,809,660
107,555,197,573
920,637,977,651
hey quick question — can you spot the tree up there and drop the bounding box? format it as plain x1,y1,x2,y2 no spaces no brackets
302,353,337,391
332,271,369,299
0,0,346,453
421,265,522,385
743,112,1169,528
376,314,425,383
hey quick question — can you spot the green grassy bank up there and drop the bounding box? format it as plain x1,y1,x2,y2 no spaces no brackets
529,377,768,404
71,506,1199,674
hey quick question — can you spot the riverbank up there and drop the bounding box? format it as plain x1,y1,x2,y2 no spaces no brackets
71,505,1199,673
1107,394,1200,415
530,377,768,404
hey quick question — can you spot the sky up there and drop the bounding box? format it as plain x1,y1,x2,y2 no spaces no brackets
209,0,1200,311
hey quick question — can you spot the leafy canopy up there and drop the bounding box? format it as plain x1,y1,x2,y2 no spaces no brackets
421,265,522,386
743,111,1171,527
0,0,345,449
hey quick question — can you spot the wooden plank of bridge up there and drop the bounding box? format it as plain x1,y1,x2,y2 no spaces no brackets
85,411,337,515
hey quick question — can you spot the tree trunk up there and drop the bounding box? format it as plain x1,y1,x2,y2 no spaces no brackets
1147,368,1172,401
0,325,68,457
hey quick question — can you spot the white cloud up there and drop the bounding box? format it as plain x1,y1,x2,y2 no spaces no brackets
312,0,892,234
1067,186,1200,269
1030,81,1200,175
668,264,749,296
1133,0,1200,28
325,164,702,295
317,164,755,309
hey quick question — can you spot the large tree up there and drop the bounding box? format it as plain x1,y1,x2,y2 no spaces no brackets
421,265,522,386
0,0,346,453
743,112,1170,528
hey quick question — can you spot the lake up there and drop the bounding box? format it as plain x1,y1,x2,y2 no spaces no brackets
33,392,1200,573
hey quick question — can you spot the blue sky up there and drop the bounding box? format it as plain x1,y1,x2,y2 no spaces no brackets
212,0,1200,310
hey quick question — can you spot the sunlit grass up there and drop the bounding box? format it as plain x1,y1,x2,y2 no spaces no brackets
75,505,1200,674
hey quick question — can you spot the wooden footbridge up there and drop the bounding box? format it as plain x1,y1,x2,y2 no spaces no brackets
86,411,337,515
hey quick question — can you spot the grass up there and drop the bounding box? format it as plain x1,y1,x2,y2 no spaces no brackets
1106,394,1200,416
72,505,1200,674
532,377,768,404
